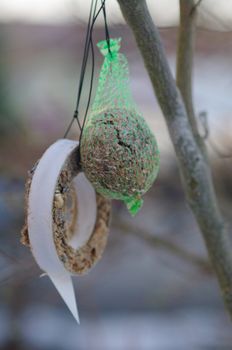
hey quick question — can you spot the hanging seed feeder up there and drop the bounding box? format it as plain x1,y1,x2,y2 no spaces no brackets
20,0,161,324
80,38,160,215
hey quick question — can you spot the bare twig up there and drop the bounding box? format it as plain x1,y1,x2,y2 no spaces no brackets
176,0,232,161
176,1,207,152
117,0,232,319
176,0,198,137
190,0,204,16
114,220,211,273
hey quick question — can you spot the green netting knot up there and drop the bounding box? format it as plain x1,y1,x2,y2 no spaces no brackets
80,38,160,216
97,38,121,57
124,196,143,216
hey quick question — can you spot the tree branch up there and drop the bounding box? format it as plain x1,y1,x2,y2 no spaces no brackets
117,0,232,319
114,220,211,273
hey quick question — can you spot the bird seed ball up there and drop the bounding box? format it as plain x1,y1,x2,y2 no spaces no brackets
80,107,160,202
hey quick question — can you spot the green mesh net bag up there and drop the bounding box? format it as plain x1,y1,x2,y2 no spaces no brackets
80,38,160,215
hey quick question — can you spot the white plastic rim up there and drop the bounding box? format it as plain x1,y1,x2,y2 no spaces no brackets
27,139,97,323
69,172,96,250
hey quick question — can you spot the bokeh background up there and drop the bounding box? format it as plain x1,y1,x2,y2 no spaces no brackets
0,1,232,349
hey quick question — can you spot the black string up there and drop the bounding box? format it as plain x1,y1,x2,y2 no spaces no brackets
64,0,111,139
79,0,111,142
74,0,98,115
101,0,111,55
64,0,96,138
79,38,95,143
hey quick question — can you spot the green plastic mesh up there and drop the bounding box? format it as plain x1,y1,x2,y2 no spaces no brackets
80,38,160,215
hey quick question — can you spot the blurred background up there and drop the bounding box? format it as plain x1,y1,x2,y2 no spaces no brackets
0,1,232,349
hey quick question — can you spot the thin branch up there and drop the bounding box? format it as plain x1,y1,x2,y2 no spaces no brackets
190,0,204,16
114,220,211,274
117,0,232,320
177,0,209,156
176,0,198,137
